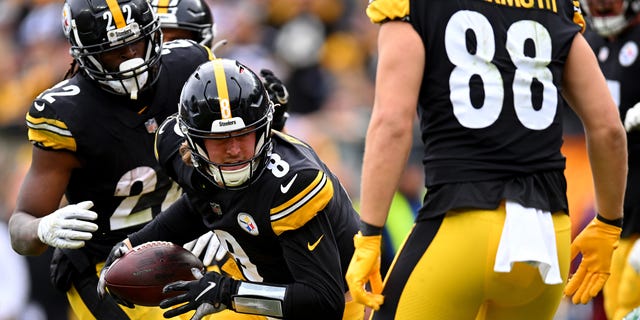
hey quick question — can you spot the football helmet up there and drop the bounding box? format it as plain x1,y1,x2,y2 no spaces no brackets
62,0,163,99
178,59,274,190
581,0,640,37
150,0,214,47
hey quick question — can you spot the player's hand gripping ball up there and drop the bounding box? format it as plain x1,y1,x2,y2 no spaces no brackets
103,241,204,306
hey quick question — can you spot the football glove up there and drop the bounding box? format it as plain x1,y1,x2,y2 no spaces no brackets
183,231,227,267
160,268,238,320
628,239,640,274
624,102,640,132
564,217,622,304
260,69,289,131
37,200,99,249
345,232,384,310
97,240,134,308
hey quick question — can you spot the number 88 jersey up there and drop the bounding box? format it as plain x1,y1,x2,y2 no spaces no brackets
372,0,583,185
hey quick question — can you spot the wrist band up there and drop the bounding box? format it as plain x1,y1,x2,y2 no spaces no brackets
359,220,383,236
596,213,623,228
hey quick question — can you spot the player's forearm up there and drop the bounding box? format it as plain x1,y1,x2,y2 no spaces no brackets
8,212,48,256
359,21,424,228
359,116,413,228
586,125,627,221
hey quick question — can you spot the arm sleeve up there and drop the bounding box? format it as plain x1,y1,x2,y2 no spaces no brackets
277,213,345,319
128,193,208,246
154,115,197,189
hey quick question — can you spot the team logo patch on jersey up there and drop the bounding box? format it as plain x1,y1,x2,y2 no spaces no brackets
145,118,159,133
619,41,638,67
62,3,72,38
598,46,609,63
210,202,222,216
237,213,259,236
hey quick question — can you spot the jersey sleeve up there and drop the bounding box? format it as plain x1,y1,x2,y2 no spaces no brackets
154,114,183,169
128,193,208,247
366,0,409,24
571,0,587,33
154,114,200,191
26,98,77,151
276,214,345,319
269,169,334,236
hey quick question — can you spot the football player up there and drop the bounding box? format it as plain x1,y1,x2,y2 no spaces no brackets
98,58,364,320
581,0,640,319
345,0,627,319
149,0,215,48
7,0,214,318
149,0,289,271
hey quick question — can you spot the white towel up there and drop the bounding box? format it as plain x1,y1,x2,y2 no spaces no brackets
494,200,562,285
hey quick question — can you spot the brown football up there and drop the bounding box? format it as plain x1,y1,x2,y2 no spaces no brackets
104,241,204,306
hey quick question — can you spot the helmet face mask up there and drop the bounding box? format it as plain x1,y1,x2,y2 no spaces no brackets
179,59,274,190
582,0,640,37
62,0,163,99
150,0,215,47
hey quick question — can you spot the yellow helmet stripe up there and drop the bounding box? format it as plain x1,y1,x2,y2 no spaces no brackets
212,59,232,119
106,0,127,29
156,0,171,14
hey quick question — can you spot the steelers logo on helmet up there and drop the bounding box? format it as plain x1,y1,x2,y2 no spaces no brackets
62,0,163,99
178,58,274,190
581,0,640,37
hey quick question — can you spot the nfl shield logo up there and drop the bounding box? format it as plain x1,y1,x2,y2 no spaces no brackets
145,118,158,133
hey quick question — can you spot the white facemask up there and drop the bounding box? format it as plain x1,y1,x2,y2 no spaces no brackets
100,58,148,100
592,15,628,37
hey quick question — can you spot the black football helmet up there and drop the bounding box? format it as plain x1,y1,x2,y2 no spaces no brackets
62,0,163,99
178,59,274,190
150,0,214,47
581,0,640,37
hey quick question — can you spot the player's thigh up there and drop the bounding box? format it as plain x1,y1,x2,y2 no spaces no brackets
67,284,167,319
606,237,637,318
376,209,500,319
201,310,267,319
478,212,570,320
613,260,640,320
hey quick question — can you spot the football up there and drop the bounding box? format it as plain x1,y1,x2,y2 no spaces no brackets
104,241,204,306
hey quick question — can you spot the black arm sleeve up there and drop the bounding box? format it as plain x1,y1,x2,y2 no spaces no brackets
277,213,345,319
128,193,209,247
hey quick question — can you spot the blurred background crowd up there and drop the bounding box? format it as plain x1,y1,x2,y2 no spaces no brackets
0,0,599,319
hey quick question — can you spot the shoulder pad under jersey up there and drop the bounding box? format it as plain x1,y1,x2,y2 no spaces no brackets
161,39,214,61
26,79,79,151
155,115,185,166
270,169,334,236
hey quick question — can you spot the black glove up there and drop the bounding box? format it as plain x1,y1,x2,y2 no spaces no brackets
260,69,289,131
160,269,238,319
97,240,135,308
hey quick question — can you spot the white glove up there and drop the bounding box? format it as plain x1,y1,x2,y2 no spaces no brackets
183,231,227,266
624,102,640,132
37,201,99,249
628,239,640,273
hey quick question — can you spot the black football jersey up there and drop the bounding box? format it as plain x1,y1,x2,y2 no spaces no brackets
25,39,212,259
135,126,360,316
368,0,583,217
585,27,640,236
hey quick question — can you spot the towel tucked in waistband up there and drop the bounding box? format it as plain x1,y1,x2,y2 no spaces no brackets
494,200,562,285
